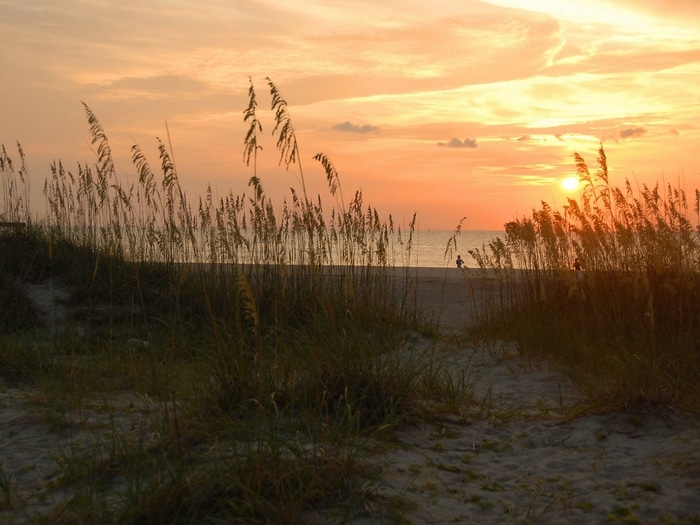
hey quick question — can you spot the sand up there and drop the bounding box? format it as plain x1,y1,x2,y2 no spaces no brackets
310,267,700,523
307,344,700,524
2,268,700,523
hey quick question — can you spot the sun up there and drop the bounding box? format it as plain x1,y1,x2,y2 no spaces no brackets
561,176,579,192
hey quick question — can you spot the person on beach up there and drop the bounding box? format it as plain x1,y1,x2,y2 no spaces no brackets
456,255,464,268
573,257,584,281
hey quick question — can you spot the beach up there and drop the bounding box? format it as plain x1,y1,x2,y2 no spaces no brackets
307,343,700,524
390,266,504,330
2,269,700,523
318,267,700,523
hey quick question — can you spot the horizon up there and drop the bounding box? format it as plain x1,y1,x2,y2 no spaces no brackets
2,0,699,231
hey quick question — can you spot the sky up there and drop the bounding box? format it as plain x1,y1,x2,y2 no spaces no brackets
1,0,699,231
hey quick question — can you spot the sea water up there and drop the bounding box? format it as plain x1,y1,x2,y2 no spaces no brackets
161,229,506,268
398,230,504,268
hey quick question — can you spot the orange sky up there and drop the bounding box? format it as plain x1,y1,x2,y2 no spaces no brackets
1,0,699,230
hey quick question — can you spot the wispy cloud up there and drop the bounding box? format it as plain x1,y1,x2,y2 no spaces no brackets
332,121,378,133
438,137,477,148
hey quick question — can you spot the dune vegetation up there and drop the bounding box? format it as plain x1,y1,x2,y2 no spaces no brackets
0,79,470,524
1,77,699,523
469,145,700,412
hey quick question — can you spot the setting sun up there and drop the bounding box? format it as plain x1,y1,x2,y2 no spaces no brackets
561,177,579,192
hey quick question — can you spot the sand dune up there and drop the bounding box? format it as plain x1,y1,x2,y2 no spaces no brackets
310,268,700,523
308,341,700,523
2,269,699,523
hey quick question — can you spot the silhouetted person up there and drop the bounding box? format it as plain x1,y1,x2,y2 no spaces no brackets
456,255,464,268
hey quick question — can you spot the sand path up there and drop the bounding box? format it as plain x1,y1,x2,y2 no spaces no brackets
322,344,700,524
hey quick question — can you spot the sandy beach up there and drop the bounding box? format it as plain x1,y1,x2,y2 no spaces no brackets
390,266,504,329
307,342,700,524
317,267,700,523
2,268,699,523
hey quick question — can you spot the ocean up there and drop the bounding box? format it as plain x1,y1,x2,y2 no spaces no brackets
149,228,507,268
396,230,504,268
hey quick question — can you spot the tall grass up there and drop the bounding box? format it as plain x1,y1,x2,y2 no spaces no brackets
0,79,466,524
469,145,700,411
0,142,30,225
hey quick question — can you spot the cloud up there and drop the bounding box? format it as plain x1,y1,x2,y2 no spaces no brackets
619,127,647,139
96,74,212,98
332,121,378,133
438,137,477,148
